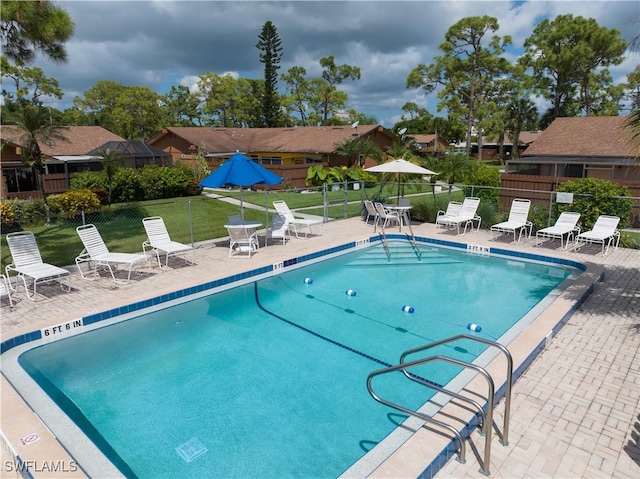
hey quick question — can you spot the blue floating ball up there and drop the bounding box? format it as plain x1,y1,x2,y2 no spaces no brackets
467,323,482,332
401,305,415,313
304,278,313,284
345,289,357,296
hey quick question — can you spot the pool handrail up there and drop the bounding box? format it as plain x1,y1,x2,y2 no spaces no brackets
399,334,513,447
366,359,468,466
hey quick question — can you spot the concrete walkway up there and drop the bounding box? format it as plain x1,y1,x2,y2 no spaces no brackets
1,218,639,479
434,240,640,478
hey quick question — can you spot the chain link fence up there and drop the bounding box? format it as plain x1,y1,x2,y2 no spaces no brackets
2,181,638,270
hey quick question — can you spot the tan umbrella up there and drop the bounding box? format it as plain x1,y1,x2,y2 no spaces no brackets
365,159,438,203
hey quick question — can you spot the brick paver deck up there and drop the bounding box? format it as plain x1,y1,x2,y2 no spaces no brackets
1,218,638,478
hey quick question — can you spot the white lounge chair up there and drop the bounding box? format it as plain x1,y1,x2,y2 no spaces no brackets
266,214,290,246
436,197,481,235
535,212,581,249
435,201,462,229
574,215,620,256
142,216,195,269
373,202,400,233
273,200,322,238
226,224,260,258
76,224,151,284
363,200,379,226
5,231,71,301
491,198,532,243
1,274,14,306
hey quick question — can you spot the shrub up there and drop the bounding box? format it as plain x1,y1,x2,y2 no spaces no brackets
91,188,109,205
70,171,106,191
138,165,195,200
528,203,549,232
555,178,633,229
53,189,101,218
111,168,144,203
411,196,457,223
464,164,500,207
476,200,499,229
5,198,50,222
0,201,16,227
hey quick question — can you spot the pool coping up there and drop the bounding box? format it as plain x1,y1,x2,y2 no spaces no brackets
0,233,603,479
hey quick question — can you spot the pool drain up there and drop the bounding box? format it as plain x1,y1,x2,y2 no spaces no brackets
176,437,208,463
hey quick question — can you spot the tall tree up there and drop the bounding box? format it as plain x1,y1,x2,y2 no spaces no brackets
0,0,74,65
112,86,164,140
1,65,67,221
317,56,360,125
256,21,283,127
407,16,512,156
281,66,311,126
161,85,201,126
519,14,626,118
73,80,127,132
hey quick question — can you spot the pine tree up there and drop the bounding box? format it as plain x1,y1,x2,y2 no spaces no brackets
256,21,283,127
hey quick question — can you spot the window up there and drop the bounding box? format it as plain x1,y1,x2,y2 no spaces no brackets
259,157,282,165
2,168,37,192
563,164,583,178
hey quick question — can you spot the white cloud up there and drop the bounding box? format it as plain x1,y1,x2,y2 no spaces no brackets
23,0,639,126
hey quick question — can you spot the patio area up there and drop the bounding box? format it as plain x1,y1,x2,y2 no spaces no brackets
1,217,638,478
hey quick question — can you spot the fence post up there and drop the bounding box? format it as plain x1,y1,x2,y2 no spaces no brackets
323,184,328,223
547,193,553,227
343,180,349,219
265,190,270,228
188,199,194,247
81,210,86,226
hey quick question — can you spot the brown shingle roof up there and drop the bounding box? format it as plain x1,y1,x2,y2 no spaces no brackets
153,125,388,154
523,116,638,158
412,134,436,144
0,126,125,156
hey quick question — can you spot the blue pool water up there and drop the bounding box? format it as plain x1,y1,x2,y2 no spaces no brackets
19,241,575,478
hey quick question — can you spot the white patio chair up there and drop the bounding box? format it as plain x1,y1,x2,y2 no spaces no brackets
363,200,379,226
5,231,71,301
273,200,322,238
226,224,260,258
373,202,400,233
535,212,581,249
76,224,151,284
436,197,482,235
266,214,290,246
142,216,195,269
1,274,14,306
491,198,533,243
574,215,620,256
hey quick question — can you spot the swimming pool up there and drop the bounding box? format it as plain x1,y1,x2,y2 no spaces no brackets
4,237,586,478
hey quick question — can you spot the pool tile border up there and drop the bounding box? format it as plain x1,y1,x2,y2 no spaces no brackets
1,236,585,356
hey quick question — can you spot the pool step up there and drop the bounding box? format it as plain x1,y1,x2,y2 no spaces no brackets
346,245,460,266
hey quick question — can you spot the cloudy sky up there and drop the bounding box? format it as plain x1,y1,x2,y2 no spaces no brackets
31,0,640,126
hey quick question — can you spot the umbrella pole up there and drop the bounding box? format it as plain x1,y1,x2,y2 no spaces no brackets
240,188,244,220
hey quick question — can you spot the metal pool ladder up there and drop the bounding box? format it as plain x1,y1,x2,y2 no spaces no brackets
366,334,513,476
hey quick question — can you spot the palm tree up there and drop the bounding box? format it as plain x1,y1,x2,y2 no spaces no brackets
334,137,383,168
98,148,122,205
436,153,477,199
11,104,68,223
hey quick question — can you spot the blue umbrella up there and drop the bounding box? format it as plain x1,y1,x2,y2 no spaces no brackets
199,151,282,218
